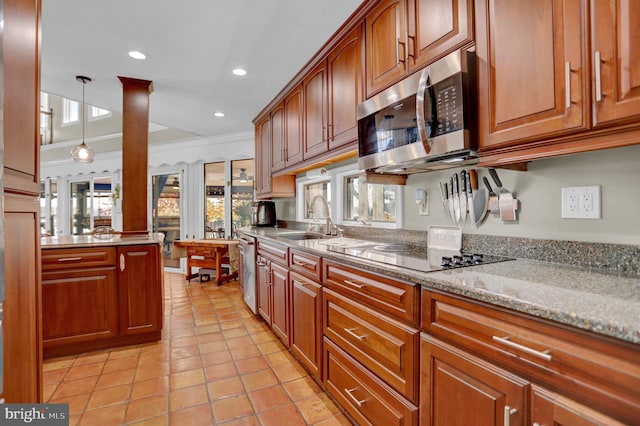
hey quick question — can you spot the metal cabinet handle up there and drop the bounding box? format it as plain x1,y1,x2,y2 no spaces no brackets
58,257,82,262
256,260,267,267
343,279,365,289
503,406,517,426
492,336,552,361
407,34,416,59
595,51,603,101
119,253,125,272
397,38,406,63
344,388,366,406
294,260,309,267
565,61,572,109
344,327,367,341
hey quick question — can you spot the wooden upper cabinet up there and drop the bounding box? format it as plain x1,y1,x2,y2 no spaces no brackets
408,0,474,71
476,0,588,151
365,0,408,96
328,25,364,150
270,102,286,172
284,85,304,167
591,0,640,127
303,61,329,159
255,117,271,196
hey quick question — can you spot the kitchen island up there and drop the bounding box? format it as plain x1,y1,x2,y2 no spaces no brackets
41,234,164,358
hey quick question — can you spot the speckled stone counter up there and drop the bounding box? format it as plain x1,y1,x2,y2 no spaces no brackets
41,234,164,249
241,227,640,345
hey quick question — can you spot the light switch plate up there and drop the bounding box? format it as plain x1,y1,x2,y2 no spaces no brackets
561,186,601,219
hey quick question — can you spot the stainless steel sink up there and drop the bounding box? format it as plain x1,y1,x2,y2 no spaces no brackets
275,231,328,240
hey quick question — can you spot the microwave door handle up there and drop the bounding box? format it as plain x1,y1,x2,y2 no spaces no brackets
416,68,433,154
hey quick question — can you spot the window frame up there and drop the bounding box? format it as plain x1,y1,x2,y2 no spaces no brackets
61,98,80,126
88,105,112,121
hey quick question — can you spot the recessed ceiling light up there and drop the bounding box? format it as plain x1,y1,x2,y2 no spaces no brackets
214,112,225,117
232,68,247,76
128,51,147,60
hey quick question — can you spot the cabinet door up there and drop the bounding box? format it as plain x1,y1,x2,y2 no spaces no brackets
254,117,271,196
476,0,587,150
270,262,290,347
290,272,322,379
328,25,363,150
270,102,286,172
531,384,626,426
365,0,408,96
117,245,162,335
591,0,640,127
42,268,118,345
420,334,527,426
284,85,304,167
303,61,329,160
256,256,271,325
408,0,473,71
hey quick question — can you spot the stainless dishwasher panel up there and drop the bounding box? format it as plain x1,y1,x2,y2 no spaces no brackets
239,235,257,314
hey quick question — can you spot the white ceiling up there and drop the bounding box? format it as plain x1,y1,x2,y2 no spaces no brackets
41,0,364,139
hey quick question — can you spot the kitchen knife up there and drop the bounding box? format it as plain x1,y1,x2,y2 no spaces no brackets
448,177,456,223
440,182,451,223
467,169,477,226
452,173,461,224
469,170,488,227
459,170,468,225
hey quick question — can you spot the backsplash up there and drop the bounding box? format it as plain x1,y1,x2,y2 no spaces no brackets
279,221,639,277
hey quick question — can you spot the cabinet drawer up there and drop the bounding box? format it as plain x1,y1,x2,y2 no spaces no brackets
289,249,321,281
42,247,117,271
186,246,214,257
324,338,418,426
422,289,640,423
323,259,419,325
257,239,289,265
324,288,419,403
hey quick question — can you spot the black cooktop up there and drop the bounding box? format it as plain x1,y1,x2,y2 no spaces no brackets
325,242,513,273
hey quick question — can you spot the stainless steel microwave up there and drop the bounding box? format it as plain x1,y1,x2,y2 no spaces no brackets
357,49,477,173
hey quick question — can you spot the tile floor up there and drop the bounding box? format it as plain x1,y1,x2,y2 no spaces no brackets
43,272,353,425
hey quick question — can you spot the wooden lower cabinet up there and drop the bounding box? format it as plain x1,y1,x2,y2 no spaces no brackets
256,255,271,324
290,272,322,379
270,262,290,346
420,334,527,426
325,338,418,426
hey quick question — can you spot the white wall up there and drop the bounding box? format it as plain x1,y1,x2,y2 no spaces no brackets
403,144,640,245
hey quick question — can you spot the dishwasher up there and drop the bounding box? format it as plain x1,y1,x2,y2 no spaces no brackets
239,234,257,314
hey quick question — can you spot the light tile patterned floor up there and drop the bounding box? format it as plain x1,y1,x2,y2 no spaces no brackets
43,272,353,425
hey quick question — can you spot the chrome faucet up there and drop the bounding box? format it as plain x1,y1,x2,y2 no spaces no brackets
309,195,334,235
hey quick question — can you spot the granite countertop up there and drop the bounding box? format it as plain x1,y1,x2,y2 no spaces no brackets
41,234,164,249
242,227,640,345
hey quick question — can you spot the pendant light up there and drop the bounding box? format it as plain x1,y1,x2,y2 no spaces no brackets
239,168,248,183
70,75,95,163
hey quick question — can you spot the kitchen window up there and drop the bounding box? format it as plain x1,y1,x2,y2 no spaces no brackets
62,98,80,125
89,105,111,120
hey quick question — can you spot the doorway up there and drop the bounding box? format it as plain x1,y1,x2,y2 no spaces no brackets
151,173,182,269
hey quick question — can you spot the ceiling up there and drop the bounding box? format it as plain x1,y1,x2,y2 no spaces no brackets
41,0,364,140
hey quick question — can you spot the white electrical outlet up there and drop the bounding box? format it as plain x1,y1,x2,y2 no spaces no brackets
561,186,601,219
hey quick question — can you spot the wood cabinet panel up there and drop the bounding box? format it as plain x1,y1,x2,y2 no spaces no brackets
290,272,322,378
591,0,640,127
284,85,304,167
3,196,42,402
257,240,289,265
476,0,588,150
324,338,418,426
531,384,626,426
365,0,408,96
117,245,162,335
289,249,322,282
324,288,419,402
42,268,118,344
422,289,640,424
270,102,286,172
42,247,116,271
256,255,271,325
327,25,363,150
255,117,271,196
421,334,528,426
408,0,473,70
303,61,329,159
270,262,290,347
323,259,419,325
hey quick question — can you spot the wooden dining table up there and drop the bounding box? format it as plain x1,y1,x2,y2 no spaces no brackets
172,239,239,285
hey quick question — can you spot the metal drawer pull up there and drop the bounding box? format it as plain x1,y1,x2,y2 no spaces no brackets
119,253,125,272
503,406,517,426
565,61,572,109
295,260,310,267
594,50,603,101
344,327,367,341
492,336,552,361
344,279,365,289
344,388,366,407
58,257,82,262
256,260,267,267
